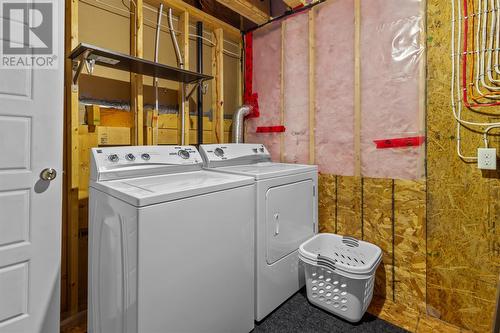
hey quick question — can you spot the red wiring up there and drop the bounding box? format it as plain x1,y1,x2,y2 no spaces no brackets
462,0,500,107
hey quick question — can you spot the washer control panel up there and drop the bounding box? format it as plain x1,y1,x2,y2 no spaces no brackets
199,143,271,168
91,146,202,181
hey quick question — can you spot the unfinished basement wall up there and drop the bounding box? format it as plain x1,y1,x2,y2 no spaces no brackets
427,0,500,331
62,0,243,319
246,0,499,332
315,0,355,175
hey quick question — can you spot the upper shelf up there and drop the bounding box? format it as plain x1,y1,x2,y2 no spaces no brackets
69,43,213,84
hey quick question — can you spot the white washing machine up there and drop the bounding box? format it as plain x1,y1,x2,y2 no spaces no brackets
199,143,318,321
88,145,255,333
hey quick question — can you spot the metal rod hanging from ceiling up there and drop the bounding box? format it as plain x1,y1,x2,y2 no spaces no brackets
197,21,204,145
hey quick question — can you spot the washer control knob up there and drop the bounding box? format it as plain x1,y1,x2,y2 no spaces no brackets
214,148,225,157
141,153,151,161
108,154,119,162
252,148,258,153
178,149,190,159
259,147,265,153
125,153,136,161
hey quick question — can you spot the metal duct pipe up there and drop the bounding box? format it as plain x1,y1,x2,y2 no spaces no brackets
168,8,186,145
232,105,252,143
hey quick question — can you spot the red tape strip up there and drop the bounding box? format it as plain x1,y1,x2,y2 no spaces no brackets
244,32,259,118
256,126,286,133
373,136,425,149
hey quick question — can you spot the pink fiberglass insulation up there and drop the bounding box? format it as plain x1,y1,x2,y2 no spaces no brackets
360,0,425,179
283,13,310,164
314,0,356,175
245,22,282,162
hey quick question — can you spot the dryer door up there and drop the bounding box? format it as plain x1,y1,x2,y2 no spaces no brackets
266,180,315,264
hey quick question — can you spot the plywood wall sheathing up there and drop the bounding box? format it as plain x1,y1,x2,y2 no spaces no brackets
394,180,426,312
427,1,500,331
318,174,427,312
336,176,363,239
215,0,269,25
363,178,394,301
318,174,336,234
368,296,465,333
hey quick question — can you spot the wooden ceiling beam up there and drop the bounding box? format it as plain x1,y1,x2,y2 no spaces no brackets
143,0,242,39
282,0,307,9
215,0,269,25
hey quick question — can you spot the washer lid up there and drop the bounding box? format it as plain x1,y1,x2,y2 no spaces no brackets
90,170,254,207
211,162,318,180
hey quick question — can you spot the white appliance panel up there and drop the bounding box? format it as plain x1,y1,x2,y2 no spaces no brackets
138,185,255,333
89,145,256,333
88,189,138,333
91,170,254,207
255,172,318,321
265,180,315,264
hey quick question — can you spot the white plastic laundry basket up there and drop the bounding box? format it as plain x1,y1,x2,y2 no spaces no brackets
299,233,382,322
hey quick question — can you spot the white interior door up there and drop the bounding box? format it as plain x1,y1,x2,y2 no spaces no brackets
0,1,64,332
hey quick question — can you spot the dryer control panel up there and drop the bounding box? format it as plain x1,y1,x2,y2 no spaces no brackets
199,143,272,168
91,146,203,181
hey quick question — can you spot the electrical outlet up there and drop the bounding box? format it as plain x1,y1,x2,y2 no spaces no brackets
477,148,497,170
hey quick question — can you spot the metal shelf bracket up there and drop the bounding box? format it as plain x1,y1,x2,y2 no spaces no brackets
72,49,93,91
185,79,209,101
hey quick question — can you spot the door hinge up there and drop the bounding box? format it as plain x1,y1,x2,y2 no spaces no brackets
313,186,316,197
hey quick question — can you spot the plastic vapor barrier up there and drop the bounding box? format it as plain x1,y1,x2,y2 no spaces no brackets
246,22,283,161
315,0,356,175
360,0,425,179
247,0,425,180
283,12,310,164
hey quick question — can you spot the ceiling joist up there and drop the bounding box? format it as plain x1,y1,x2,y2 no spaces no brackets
282,0,307,9
144,0,241,39
215,0,269,25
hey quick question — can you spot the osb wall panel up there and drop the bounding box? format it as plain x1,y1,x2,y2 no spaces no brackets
427,0,500,332
318,174,336,234
318,176,426,315
316,0,499,331
394,180,426,312
336,176,362,239
363,178,394,301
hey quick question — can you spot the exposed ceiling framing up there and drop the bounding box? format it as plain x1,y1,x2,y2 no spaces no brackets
281,0,307,8
215,0,269,25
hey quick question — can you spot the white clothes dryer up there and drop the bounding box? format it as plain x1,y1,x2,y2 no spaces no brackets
199,143,318,321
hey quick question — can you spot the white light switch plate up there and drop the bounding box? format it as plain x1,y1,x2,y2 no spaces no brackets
478,148,497,170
